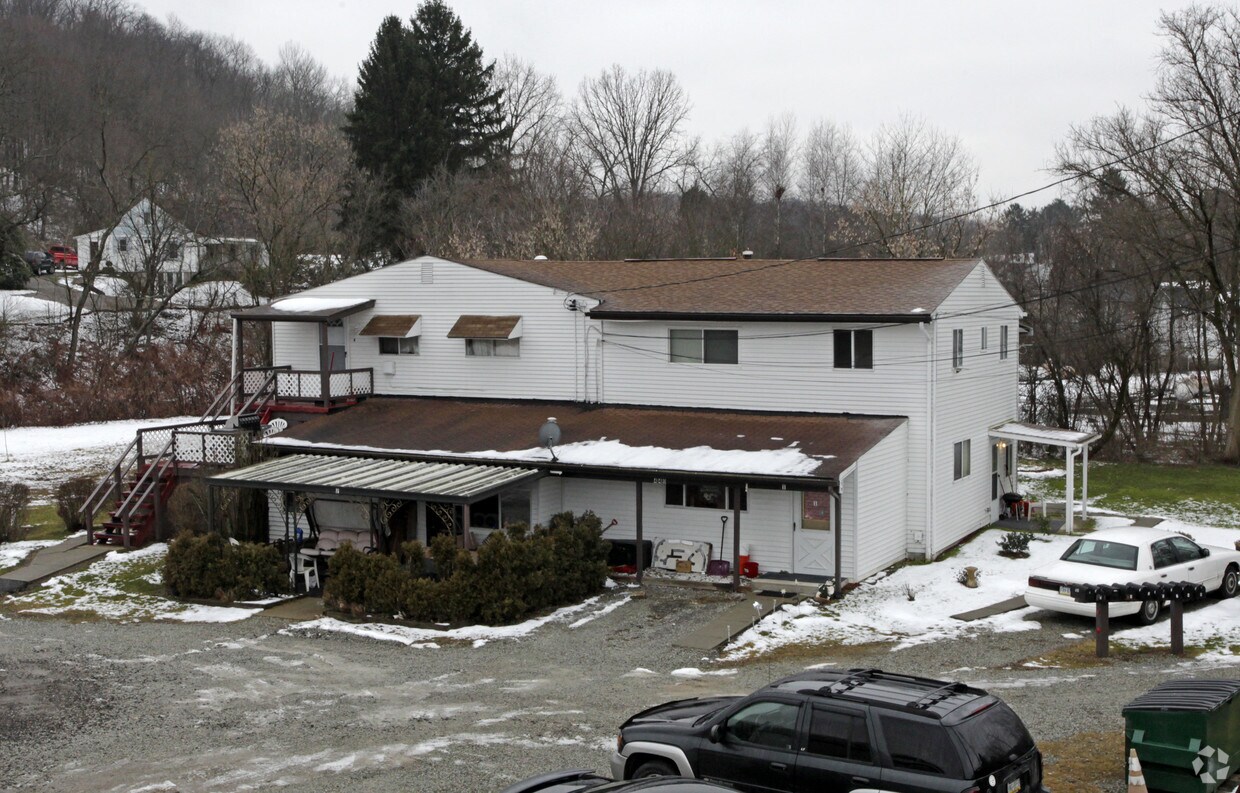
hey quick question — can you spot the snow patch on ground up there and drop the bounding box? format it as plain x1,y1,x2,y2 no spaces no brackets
725,528,1068,658
286,593,632,647
6,543,263,623
0,415,197,487
0,539,60,570
0,290,70,323
671,667,739,678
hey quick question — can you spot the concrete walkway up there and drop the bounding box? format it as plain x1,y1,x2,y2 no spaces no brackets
950,596,1028,622
0,534,112,593
674,593,801,651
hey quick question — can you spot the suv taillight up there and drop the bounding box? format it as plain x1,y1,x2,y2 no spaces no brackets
617,734,625,752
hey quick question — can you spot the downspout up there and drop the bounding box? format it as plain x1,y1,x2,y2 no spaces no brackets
920,320,936,560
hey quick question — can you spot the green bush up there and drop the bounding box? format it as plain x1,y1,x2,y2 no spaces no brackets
0,254,28,290
997,530,1035,558
55,476,96,534
324,511,611,625
164,531,289,601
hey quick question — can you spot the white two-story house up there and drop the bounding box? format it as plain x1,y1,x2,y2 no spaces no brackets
76,199,266,293
214,255,1032,586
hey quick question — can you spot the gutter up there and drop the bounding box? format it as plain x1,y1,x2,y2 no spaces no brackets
585,310,934,323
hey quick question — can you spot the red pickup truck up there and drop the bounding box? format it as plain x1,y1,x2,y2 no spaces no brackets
47,245,78,269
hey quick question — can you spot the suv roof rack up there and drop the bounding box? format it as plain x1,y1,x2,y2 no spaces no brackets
793,669,985,719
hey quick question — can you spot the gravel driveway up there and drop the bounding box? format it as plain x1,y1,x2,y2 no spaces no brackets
1,583,1235,793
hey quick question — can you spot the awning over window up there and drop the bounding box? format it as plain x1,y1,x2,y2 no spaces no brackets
231,298,375,323
990,421,1097,449
208,453,541,503
359,314,421,338
447,315,522,339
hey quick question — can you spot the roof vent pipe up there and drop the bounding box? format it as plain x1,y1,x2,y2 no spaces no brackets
741,250,754,259
534,254,548,261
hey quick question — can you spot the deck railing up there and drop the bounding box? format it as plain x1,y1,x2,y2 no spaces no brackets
240,365,373,403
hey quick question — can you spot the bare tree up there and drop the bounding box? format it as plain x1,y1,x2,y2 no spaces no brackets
799,119,861,254
761,113,797,256
568,65,694,204
493,54,562,168
703,129,764,254
1057,5,1240,460
217,107,353,298
852,115,979,257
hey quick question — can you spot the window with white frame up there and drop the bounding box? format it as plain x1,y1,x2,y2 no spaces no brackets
664,481,747,510
953,439,972,480
378,336,419,355
669,329,738,364
833,329,873,369
981,327,988,350
1000,325,1010,359
952,329,964,370
466,338,520,357
117,237,129,253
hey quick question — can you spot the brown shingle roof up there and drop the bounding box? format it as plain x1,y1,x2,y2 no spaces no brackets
359,314,420,337
447,315,522,339
457,257,980,320
265,397,906,484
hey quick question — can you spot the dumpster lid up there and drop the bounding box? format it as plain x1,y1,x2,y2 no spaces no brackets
1123,679,1240,712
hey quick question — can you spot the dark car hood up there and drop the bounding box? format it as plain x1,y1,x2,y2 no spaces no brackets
622,696,739,728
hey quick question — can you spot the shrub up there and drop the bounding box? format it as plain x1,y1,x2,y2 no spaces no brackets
164,530,289,601
0,481,32,543
0,253,28,290
55,476,96,534
325,511,611,625
997,531,1035,558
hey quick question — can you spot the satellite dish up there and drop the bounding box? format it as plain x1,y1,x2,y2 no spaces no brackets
539,417,562,448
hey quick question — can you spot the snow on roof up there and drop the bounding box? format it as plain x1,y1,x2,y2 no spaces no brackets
264,437,832,478
270,297,371,313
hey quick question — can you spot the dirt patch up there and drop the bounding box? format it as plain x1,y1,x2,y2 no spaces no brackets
1015,639,1164,669
1041,730,1125,793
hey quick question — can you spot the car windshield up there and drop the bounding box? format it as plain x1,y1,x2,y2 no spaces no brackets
955,702,1036,778
1060,538,1138,570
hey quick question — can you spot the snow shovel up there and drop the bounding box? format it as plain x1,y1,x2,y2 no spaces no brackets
706,515,731,576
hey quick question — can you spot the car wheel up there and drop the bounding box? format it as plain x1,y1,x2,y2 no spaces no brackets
1135,599,1161,625
632,759,676,778
1220,566,1239,599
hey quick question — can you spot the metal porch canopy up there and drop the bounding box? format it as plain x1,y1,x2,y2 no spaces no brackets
207,453,542,503
989,421,1101,533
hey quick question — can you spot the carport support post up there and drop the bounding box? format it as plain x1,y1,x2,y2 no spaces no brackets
207,484,217,536
833,489,843,599
1081,444,1089,519
231,316,242,410
1095,600,1109,658
1065,448,1076,533
318,321,330,407
732,486,741,592
1170,600,1185,655
635,480,644,584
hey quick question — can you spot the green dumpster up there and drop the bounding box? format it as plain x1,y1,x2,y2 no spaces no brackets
1124,679,1240,793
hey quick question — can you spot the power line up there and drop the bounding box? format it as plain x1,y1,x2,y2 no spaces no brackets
569,105,1240,300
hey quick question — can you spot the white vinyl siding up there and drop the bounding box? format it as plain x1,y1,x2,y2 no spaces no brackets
270,258,582,401
930,263,1022,556
853,423,909,580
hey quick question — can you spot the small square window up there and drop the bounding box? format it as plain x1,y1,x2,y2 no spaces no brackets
379,336,418,355
953,439,972,480
466,338,519,357
834,329,873,369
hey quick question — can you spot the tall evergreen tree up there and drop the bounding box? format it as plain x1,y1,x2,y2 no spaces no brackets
344,1,509,255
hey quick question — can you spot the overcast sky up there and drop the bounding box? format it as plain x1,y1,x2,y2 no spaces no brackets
136,0,1199,207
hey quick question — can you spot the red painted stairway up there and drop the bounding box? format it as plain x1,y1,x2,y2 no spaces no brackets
89,462,195,548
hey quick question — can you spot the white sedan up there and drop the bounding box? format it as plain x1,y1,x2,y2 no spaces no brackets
1025,527,1240,624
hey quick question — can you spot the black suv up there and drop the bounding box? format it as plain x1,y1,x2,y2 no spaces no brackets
610,668,1047,793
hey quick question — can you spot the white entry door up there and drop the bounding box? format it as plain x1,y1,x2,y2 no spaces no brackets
794,490,835,575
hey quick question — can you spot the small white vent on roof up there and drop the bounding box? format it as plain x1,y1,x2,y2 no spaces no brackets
420,261,434,283
741,250,754,259
534,254,548,261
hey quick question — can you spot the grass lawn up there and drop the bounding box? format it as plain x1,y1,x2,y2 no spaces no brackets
24,501,69,541
1021,459,1240,527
